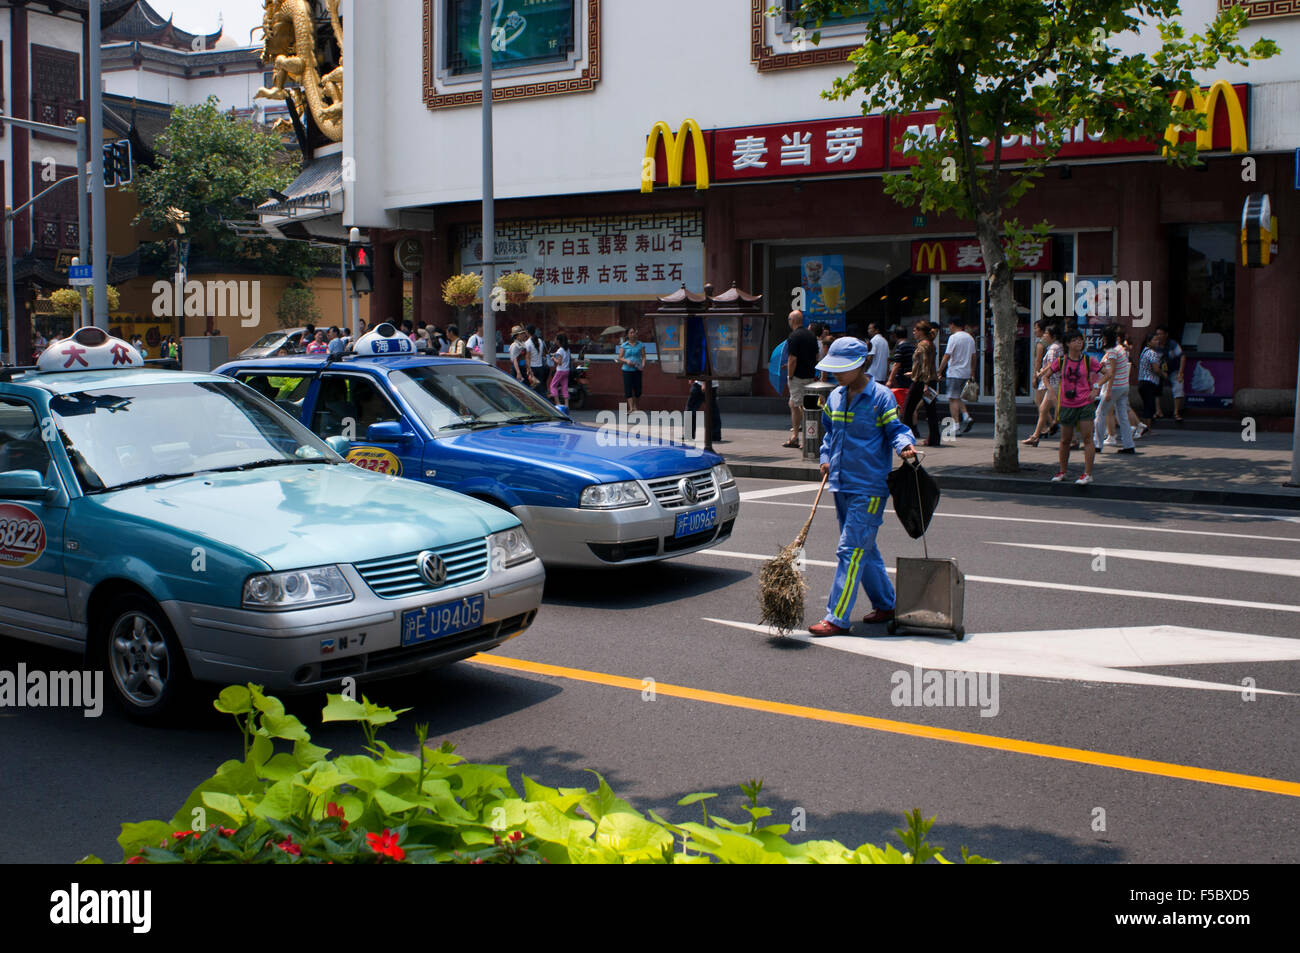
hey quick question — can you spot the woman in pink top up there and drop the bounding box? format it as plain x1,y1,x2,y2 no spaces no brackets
1047,329,1101,485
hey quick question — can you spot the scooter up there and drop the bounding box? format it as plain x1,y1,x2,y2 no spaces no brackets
566,361,589,410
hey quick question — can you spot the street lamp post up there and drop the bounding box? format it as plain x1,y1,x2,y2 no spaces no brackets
89,0,108,329
480,0,496,368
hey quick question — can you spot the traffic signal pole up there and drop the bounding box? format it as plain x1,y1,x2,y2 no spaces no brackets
480,0,496,366
89,0,108,329
77,118,90,328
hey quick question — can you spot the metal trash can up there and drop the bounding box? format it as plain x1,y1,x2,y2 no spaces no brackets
802,381,836,462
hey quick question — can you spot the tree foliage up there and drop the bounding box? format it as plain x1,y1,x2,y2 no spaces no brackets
131,96,326,282
791,0,1277,470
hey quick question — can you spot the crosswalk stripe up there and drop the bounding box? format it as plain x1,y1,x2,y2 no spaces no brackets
700,549,1300,614
993,543,1300,578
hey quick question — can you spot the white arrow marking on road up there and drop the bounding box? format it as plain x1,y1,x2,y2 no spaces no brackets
704,620,1299,695
992,543,1300,578
700,549,1300,614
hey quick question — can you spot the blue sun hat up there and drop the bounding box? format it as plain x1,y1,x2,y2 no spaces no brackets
815,336,871,375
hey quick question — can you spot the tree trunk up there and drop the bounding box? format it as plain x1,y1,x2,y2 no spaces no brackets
975,211,1019,473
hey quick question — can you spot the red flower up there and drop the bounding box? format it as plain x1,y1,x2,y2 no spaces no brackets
172,830,202,840
366,829,406,862
126,854,145,864
217,827,236,837
509,831,523,843
325,802,349,830
276,838,301,856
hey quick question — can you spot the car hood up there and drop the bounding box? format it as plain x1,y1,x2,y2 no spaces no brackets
95,463,516,570
442,421,722,483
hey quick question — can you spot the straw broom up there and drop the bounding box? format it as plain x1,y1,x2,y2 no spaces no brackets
759,473,829,635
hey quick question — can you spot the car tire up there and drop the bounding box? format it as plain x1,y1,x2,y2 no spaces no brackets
96,593,192,721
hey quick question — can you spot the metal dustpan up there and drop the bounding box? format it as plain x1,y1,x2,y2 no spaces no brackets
889,453,965,640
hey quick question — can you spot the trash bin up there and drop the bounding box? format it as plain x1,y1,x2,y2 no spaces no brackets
802,381,836,462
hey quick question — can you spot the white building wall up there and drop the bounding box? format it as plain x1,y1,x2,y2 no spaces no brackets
351,0,1298,219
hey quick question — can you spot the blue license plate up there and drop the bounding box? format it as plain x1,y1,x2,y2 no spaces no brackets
401,594,485,646
674,506,717,538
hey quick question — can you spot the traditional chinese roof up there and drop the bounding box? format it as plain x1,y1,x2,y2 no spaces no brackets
102,0,224,51
35,0,138,29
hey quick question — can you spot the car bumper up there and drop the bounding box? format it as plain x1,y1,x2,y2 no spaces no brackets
514,484,741,567
164,559,545,691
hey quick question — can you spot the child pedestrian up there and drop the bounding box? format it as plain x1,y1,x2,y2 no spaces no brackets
549,333,571,411
807,338,917,638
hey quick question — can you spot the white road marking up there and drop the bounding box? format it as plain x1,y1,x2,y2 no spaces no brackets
701,549,1300,614
738,484,823,501
993,543,1300,578
744,500,1300,544
704,619,1298,695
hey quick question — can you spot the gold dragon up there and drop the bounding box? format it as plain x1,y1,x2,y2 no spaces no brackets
254,0,344,142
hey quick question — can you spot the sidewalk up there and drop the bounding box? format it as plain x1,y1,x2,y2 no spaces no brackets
570,409,1300,511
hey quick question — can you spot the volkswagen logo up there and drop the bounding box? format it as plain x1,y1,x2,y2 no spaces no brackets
679,477,698,505
417,551,448,587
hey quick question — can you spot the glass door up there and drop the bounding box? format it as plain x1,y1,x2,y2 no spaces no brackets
933,277,984,395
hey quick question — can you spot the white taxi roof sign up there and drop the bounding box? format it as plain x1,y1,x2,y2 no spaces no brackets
36,327,144,374
353,323,414,357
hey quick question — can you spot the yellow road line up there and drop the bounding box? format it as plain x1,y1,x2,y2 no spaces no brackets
469,654,1300,799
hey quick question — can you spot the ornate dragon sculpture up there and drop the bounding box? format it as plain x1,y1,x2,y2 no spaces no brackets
254,0,344,143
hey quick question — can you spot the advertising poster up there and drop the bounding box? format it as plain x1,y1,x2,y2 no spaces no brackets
801,254,846,333
1184,357,1234,408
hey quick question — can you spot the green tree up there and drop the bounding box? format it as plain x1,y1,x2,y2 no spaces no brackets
792,0,1276,471
131,96,322,282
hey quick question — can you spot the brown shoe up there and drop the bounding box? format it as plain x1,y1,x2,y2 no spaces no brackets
782,437,800,449
808,620,851,637
861,609,895,624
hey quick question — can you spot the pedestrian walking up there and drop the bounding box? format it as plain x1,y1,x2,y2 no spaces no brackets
806,337,917,637
1162,327,1186,422
465,321,485,361
1046,330,1101,484
549,332,571,410
902,320,942,447
617,327,646,414
867,321,890,382
784,310,819,449
509,325,536,387
1031,319,1048,415
1093,325,1136,454
528,326,549,397
936,316,976,434
1024,324,1063,445
885,324,914,392
1136,328,1168,437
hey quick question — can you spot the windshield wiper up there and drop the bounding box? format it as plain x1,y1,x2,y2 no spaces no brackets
206,458,326,473
504,414,558,425
93,472,198,494
438,420,502,432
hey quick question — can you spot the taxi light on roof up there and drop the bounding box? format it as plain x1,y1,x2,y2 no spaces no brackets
36,327,144,374
353,323,414,357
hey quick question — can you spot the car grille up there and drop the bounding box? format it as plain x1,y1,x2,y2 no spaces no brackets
647,471,717,509
353,539,489,598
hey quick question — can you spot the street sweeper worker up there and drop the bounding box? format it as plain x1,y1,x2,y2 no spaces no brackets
808,337,916,638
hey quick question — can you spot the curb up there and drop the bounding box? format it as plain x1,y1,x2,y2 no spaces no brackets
728,463,1300,512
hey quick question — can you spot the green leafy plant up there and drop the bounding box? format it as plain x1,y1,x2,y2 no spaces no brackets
49,286,120,315
442,273,483,308
276,285,321,329
82,684,996,865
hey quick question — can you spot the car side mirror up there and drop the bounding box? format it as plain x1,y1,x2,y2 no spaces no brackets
366,421,412,443
0,469,51,500
324,436,351,457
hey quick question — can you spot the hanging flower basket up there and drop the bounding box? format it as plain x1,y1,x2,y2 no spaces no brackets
442,273,483,308
494,271,536,307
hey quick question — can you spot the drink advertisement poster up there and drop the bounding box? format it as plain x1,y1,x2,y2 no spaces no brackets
801,255,846,333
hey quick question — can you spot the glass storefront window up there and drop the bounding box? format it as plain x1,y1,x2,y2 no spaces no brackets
1170,224,1235,352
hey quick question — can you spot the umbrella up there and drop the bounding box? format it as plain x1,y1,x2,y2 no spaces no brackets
768,340,788,393
601,325,627,337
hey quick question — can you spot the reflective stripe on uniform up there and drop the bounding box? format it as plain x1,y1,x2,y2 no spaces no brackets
834,547,864,619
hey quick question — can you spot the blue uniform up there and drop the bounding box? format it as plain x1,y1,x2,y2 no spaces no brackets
819,381,915,625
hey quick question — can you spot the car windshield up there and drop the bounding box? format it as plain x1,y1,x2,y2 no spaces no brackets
249,332,287,348
391,364,566,432
49,379,341,493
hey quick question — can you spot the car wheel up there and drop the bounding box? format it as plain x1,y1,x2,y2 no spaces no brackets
99,594,191,720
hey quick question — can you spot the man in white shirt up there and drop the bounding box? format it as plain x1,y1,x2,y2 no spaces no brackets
867,322,890,382
465,321,485,361
936,316,976,434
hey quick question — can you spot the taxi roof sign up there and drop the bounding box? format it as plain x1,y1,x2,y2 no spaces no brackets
36,327,144,374
353,323,414,357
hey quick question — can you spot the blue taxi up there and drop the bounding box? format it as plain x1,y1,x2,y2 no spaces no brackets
0,327,544,720
217,324,742,568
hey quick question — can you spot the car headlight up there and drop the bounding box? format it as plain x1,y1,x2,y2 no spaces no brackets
490,527,536,569
580,481,649,509
243,565,353,610
711,464,735,488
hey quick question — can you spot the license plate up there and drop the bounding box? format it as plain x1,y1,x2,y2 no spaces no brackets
674,505,717,538
401,594,485,647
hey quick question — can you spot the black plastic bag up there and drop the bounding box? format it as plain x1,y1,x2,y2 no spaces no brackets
886,459,941,539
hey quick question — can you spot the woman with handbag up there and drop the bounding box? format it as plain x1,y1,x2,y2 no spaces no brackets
1023,323,1063,446
902,321,942,447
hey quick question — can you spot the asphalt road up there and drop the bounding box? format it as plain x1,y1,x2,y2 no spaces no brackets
2,478,1298,864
